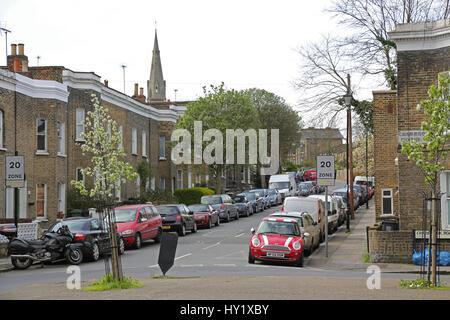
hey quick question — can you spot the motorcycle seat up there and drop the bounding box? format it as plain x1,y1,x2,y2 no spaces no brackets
25,239,47,247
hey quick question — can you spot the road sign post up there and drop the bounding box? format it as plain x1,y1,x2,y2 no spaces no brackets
317,156,335,258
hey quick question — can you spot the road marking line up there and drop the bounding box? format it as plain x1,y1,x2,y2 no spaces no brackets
213,264,236,267
180,264,204,267
175,253,192,261
234,233,245,238
148,264,158,268
202,242,221,250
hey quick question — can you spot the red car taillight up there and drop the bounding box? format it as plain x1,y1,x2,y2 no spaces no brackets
281,205,284,212
74,233,86,241
318,207,322,223
176,215,182,221
221,203,225,210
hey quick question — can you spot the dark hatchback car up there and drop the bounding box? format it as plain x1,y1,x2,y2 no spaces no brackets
243,192,264,213
47,217,125,262
157,204,197,236
233,194,253,217
188,204,220,229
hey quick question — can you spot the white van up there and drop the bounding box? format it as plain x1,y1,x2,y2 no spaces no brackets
354,176,375,188
281,196,326,242
308,194,339,233
268,174,299,199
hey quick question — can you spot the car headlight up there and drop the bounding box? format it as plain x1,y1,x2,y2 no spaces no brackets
122,229,134,235
251,237,261,247
293,241,302,251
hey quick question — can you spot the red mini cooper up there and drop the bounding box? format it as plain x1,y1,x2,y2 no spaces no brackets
248,217,305,267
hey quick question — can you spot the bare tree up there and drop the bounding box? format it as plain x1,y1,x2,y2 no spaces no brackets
293,34,359,127
294,0,448,125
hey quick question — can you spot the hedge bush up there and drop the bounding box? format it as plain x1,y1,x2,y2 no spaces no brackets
174,187,215,206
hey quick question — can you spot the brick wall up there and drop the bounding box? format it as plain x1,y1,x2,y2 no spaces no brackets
369,230,415,263
396,47,450,231
372,90,399,222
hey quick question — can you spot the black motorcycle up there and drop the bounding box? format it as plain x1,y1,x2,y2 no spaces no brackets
0,225,84,270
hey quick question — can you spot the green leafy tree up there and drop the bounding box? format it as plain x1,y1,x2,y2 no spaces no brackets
175,83,258,193
71,94,138,281
401,72,450,285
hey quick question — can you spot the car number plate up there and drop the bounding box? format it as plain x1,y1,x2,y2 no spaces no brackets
266,252,284,258
162,226,171,230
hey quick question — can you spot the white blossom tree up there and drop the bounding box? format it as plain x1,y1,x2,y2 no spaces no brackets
71,93,138,281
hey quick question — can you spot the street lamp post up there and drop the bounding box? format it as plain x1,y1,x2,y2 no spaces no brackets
344,74,355,225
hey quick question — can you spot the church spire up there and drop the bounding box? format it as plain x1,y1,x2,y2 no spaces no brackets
147,29,166,102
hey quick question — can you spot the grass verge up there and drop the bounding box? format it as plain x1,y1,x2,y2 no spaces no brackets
83,273,145,291
399,278,450,290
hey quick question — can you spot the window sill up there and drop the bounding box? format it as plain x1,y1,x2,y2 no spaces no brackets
57,153,67,158
75,139,86,143
380,214,395,218
142,155,147,158
132,153,138,156
0,147,7,152
159,157,167,161
33,218,48,223
35,151,50,156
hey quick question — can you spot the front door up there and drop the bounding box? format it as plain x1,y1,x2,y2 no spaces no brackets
5,183,27,220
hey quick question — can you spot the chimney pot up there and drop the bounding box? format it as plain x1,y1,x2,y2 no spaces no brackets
18,44,24,55
139,87,144,96
11,44,17,56
104,80,109,87
134,83,139,96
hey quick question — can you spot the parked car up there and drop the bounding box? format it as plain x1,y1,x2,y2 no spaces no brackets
269,212,320,256
303,169,317,181
243,192,265,213
47,217,125,262
114,204,162,249
248,217,306,267
332,195,347,226
331,188,359,212
248,189,271,209
281,196,326,242
308,195,339,233
200,194,239,222
267,188,282,206
187,204,220,229
298,182,312,196
233,194,253,217
156,204,197,236
347,184,363,207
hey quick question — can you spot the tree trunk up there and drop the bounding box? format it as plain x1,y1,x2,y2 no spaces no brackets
431,192,438,285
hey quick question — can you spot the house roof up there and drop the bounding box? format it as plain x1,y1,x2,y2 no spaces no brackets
301,127,344,140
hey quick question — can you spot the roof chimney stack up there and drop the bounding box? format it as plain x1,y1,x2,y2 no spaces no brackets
11,44,17,56
8,43,28,72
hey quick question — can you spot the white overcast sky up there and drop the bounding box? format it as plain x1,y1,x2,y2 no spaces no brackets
0,0,375,128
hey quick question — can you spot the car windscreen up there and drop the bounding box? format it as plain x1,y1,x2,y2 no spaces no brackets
233,196,246,203
257,221,298,236
268,189,277,195
285,199,315,213
48,220,89,233
269,182,289,189
271,216,303,227
201,197,222,205
156,206,179,216
114,209,137,223
188,205,209,212
300,185,309,190
244,192,256,201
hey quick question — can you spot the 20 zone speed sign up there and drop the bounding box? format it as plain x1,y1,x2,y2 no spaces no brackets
316,155,335,186
5,156,25,188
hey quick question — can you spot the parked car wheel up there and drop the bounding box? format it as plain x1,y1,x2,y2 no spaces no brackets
235,212,240,220
90,242,100,262
67,248,84,265
207,218,212,229
178,224,186,237
154,228,162,243
294,252,304,267
226,213,231,223
248,249,255,264
191,222,197,233
215,216,220,227
133,233,142,249
118,237,125,255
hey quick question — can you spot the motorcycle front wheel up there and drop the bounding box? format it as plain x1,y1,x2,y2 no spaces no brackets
67,248,83,265
11,257,33,270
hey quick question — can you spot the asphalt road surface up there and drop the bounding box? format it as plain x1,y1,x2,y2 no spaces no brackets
0,182,430,292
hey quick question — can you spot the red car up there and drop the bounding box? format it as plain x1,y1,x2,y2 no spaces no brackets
303,170,317,181
114,204,162,249
248,217,305,267
188,204,220,229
